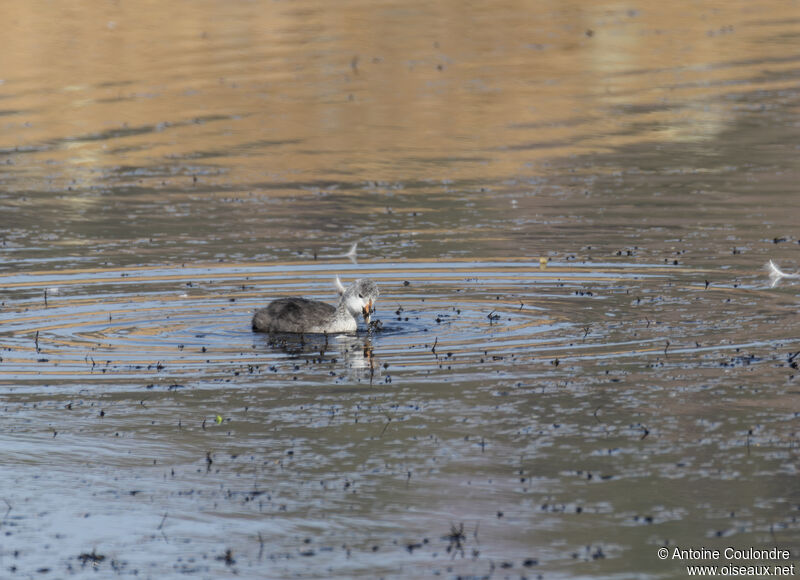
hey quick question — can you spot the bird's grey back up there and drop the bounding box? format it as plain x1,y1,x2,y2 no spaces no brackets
252,297,336,333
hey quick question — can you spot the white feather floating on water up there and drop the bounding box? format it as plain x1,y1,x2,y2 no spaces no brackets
344,242,358,262
767,260,800,287
317,241,359,264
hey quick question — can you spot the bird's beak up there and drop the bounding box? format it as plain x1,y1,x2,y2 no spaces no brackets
362,300,373,324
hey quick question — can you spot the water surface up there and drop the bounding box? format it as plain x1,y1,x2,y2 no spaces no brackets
1,1,800,578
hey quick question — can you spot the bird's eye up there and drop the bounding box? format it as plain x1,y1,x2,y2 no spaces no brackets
358,293,363,299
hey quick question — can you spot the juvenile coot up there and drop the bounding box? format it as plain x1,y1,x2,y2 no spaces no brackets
252,277,379,334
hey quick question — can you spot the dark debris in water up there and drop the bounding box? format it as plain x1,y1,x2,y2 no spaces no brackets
0,258,798,578
77,550,105,567
444,523,466,559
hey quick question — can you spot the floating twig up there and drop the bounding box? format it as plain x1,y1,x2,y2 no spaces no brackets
157,512,169,543
2,499,11,523
380,416,392,437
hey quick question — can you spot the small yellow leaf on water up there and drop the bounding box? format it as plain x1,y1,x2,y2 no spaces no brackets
539,257,547,269
215,414,223,424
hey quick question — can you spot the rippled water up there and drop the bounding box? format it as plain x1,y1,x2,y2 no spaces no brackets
1,260,794,387
2,0,800,578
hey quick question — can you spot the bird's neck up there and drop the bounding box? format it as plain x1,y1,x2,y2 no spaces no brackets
326,299,358,332
334,298,352,319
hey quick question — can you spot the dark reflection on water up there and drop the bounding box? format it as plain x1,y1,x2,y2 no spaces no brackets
2,0,800,578
254,331,378,381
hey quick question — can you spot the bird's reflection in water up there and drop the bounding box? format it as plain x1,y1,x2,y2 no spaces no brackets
255,330,380,383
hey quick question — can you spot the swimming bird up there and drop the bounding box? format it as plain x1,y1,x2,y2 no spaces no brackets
252,277,379,334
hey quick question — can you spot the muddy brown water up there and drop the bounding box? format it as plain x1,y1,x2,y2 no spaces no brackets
2,1,800,578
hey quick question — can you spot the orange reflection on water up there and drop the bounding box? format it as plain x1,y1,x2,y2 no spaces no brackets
2,0,799,189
